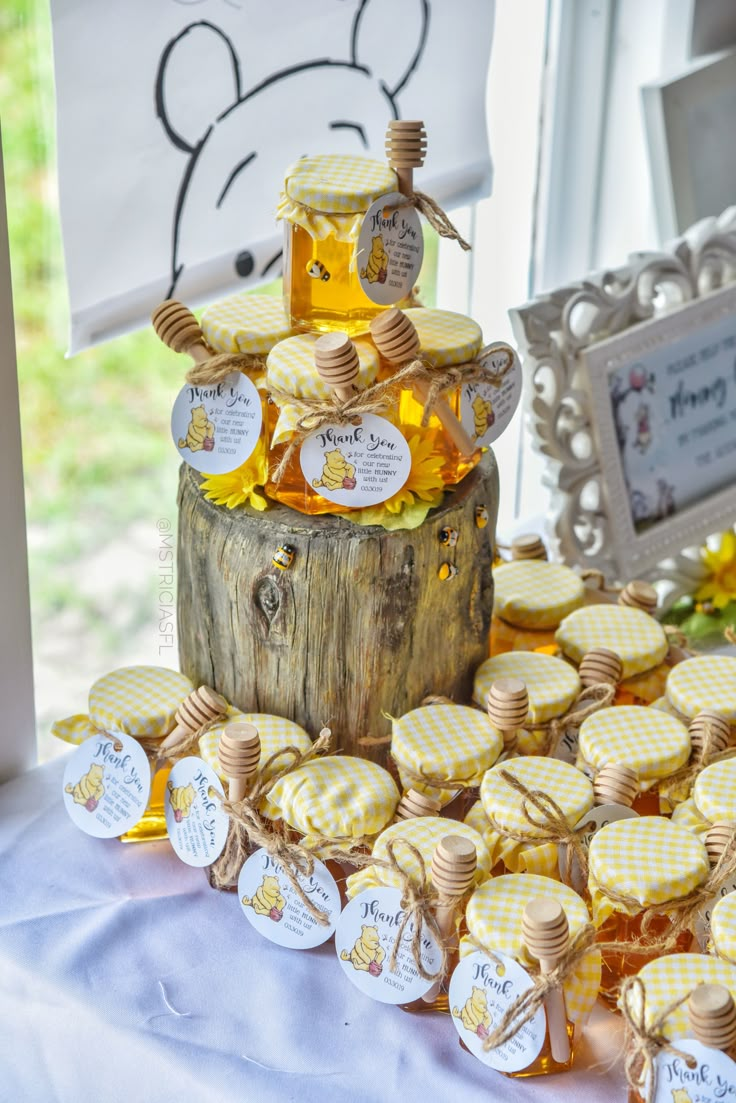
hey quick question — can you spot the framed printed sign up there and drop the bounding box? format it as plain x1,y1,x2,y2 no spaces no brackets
510,206,736,581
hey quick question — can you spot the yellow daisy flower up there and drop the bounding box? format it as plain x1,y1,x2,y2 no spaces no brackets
694,530,736,610
382,431,445,514
200,436,269,511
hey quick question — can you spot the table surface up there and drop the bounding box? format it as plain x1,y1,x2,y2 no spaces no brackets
1,756,628,1103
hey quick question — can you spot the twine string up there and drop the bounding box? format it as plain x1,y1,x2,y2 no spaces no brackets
407,190,471,251
533,682,616,758
371,839,447,982
620,976,697,1103
185,351,266,387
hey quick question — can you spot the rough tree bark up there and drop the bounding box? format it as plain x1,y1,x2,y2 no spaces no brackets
177,454,498,766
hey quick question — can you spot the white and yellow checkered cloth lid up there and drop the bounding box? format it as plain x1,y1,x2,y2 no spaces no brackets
277,155,398,242
345,815,492,899
198,711,313,784
51,665,194,745
477,757,594,878
693,758,736,824
617,663,670,706
577,705,691,791
625,953,736,1039
555,604,668,679
265,755,399,841
267,333,380,445
588,816,709,925
473,652,581,724
391,703,503,806
670,796,709,837
460,873,601,1022
402,308,482,367
493,560,586,629
201,293,293,357
711,894,736,964
666,655,736,721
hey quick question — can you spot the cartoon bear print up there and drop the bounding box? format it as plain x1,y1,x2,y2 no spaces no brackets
452,985,492,1039
312,448,356,491
167,781,196,822
340,924,385,975
360,234,388,284
471,393,494,439
155,0,429,299
65,763,105,812
178,404,215,453
242,874,286,922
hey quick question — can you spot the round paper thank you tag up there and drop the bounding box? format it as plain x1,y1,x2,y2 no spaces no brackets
449,950,546,1072
171,370,262,474
164,756,229,867
300,413,411,507
238,848,341,949
356,191,423,305
334,886,442,1004
62,731,151,839
460,344,522,448
649,1037,736,1102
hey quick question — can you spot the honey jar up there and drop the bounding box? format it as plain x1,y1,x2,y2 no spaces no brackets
456,874,601,1076
389,702,504,815
672,756,736,843
198,711,313,787
490,559,586,656
277,154,400,335
588,817,710,1002
666,655,736,732
556,604,670,705
711,894,736,964
576,705,691,816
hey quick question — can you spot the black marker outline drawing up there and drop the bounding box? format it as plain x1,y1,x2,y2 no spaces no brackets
155,0,430,297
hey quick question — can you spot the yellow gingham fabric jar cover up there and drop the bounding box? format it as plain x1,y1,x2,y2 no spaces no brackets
666,655,736,721
460,874,601,1022
277,155,398,243
577,705,690,791
626,954,736,1040
51,666,194,745
201,293,293,357
693,758,736,824
478,757,594,877
402,308,482,367
711,895,736,964
267,334,379,446
555,604,668,679
391,703,503,806
670,797,709,837
588,816,709,925
345,815,492,899
473,651,580,753
265,755,399,841
493,560,585,630
199,711,312,784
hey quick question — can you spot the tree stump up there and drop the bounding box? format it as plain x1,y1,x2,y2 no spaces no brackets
177,454,498,766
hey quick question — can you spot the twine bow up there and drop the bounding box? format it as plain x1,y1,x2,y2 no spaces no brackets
374,839,447,982
489,769,591,888
160,714,225,762
534,682,616,757
620,976,697,1103
184,351,266,387
403,190,471,251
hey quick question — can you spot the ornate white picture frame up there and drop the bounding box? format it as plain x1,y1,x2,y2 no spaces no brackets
510,207,736,583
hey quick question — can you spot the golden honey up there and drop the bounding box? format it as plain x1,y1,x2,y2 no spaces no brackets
120,759,171,843
596,910,692,1005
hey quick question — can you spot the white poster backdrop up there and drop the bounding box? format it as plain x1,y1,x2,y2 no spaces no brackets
49,0,495,353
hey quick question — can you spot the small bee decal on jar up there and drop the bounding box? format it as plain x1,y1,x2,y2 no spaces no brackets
439,527,459,548
306,259,330,282
475,505,489,529
438,563,458,581
272,544,295,571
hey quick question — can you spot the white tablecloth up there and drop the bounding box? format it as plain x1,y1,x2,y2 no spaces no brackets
0,758,627,1102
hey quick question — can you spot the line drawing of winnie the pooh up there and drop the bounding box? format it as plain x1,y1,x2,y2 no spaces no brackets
241,874,286,922
452,986,492,1039
340,925,385,976
178,404,215,453
65,763,105,812
312,448,357,491
471,394,494,439
360,234,388,284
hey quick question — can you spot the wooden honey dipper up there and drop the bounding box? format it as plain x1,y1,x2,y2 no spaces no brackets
151,299,211,368
369,309,476,457
385,119,427,198
218,722,261,802
689,710,731,758
160,686,228,754
522,897,571,1063
394,788,442,823
510,534,547,561
486,678,529,754
618,580,658,615
688,984,736,1051
705,822,734,868
422,834,477,1004
579,647,623,688
314,332,360,401
593,763,639,807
